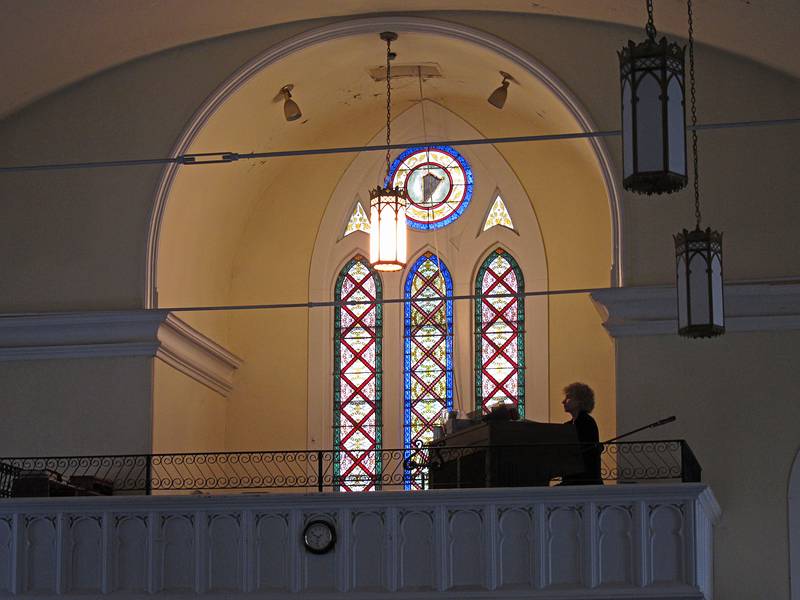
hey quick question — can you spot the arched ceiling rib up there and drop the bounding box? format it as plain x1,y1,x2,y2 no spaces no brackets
1,0,798,119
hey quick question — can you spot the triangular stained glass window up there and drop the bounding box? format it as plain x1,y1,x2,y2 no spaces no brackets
483,195,514,232
344,202,370,236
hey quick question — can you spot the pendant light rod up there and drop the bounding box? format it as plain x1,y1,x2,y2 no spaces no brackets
687,0,702,229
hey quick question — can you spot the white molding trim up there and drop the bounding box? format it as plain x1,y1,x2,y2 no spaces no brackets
156,313,242,396
145,14,623,308
591,282,800,337
0,311,242,396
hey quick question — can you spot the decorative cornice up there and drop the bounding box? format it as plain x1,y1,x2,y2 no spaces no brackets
0,310,241,396
591,281,800,337
0,310,169,350
156,313,242,396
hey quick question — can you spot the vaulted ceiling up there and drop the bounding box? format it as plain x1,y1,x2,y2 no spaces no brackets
2,0,798,119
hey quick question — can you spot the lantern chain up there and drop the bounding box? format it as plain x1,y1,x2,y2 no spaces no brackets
385,35,394,181
646,0,657,40
687,0,701,229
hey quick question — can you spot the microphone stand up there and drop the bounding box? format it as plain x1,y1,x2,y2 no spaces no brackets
602,416,676,444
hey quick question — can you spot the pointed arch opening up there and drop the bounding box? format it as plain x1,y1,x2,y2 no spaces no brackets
333,255,383,492
475,248,525,416
144,16,617,459
404,251,454,489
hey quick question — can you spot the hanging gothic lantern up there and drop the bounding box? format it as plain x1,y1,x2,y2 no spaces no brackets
674,227,724,337
369,185,407,271
674,0,724,338
369,31,408,272
619,0,688,195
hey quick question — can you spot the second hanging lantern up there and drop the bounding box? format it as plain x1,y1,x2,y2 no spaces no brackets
619,0,688,195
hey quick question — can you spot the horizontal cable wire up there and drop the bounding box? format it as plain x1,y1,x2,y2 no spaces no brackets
0,116,799,174
1,278,797,319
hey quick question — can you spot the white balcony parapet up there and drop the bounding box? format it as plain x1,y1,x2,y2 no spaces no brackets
0,484,719,599
0,311,242,396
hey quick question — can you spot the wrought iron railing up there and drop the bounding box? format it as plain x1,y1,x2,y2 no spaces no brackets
0,440,700,498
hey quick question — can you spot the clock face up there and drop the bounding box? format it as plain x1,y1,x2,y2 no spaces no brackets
302,520,336,554
385,145,473,230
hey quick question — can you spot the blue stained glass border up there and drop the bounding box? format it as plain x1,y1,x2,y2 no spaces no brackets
403,252,454,489
384,145,474,231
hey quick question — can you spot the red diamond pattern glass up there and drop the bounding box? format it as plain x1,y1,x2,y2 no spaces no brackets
475,249,525,415
334,257,382,492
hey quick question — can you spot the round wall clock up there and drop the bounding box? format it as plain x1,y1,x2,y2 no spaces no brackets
385,145,473,230
302,519,336,554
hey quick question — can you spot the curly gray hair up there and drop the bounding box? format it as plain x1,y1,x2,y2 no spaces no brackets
563,382,595,413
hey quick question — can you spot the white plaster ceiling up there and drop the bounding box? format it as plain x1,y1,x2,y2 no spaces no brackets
1,0,798,119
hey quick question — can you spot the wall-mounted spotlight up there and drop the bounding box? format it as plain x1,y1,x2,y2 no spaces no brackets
487,71,515,109
279,84,302,121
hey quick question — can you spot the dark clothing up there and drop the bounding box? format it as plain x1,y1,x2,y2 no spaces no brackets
562,411,603,485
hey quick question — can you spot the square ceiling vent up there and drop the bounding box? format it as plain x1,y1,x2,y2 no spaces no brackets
368,63,443,81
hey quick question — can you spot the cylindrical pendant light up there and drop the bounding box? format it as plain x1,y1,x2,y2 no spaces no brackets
619,0,688,195
369,31,408,272
369,186,407,271
674,227,724,337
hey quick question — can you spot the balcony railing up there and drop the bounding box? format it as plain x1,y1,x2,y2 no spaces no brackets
0,440,700,498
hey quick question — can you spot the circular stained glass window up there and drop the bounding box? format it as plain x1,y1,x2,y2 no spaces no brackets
385,145,473,230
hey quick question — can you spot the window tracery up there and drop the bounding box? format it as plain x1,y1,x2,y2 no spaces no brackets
344,201,371,236
321,135,544,491
483,194,514,231
386,145,473,230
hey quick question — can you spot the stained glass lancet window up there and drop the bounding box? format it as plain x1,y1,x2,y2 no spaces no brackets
334,256,382,492
386,145,473,230
404,252,453,488
475,249,525,415
344,201,370,236
483,194,514,231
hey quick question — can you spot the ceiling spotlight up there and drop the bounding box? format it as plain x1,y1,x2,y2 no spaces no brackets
487,71,514,109
279,84,302,121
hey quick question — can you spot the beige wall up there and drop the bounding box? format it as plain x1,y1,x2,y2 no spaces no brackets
152,359,227,453
549,295,616,439
0,357,153,456
0,16,338,313
617,330,800,599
